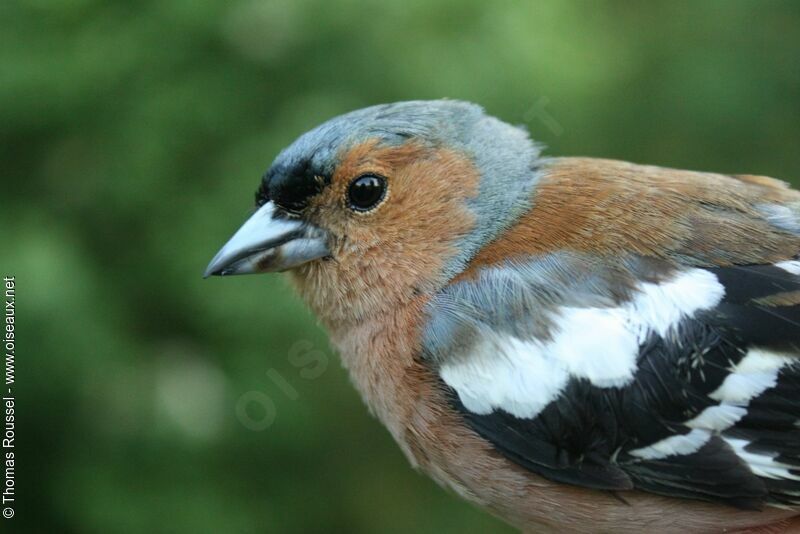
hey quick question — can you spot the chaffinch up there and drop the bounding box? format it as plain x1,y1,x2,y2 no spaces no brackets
205,100,800,533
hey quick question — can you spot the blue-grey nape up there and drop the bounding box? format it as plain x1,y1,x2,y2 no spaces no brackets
758,202,800,235
262,100,543,279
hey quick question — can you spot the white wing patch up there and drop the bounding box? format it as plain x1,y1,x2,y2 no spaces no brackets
685,404,747,432
439,335,569,418
629,268,726,339
630,429,711,460
440,269,726,419
724,437,800,481
775,260,800,276
710,349,795,405
539,307,638,388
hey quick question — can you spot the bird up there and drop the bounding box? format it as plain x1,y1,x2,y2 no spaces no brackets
205,100,800,533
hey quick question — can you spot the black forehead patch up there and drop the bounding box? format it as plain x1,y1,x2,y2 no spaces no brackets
257,158,331,212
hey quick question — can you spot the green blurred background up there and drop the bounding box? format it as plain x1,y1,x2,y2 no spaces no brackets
3,0,800,532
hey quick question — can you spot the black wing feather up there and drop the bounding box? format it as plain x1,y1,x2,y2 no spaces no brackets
445,263,800,508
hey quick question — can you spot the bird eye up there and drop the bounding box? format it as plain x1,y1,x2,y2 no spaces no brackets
347,174,387,212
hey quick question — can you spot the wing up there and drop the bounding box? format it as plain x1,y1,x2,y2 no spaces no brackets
422,255,800,508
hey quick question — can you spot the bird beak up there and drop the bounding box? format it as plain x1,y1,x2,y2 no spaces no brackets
204,202,329,277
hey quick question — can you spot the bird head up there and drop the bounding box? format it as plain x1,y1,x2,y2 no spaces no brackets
205,100,541,325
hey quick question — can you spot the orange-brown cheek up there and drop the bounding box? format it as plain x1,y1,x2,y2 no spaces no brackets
296,139,479,325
